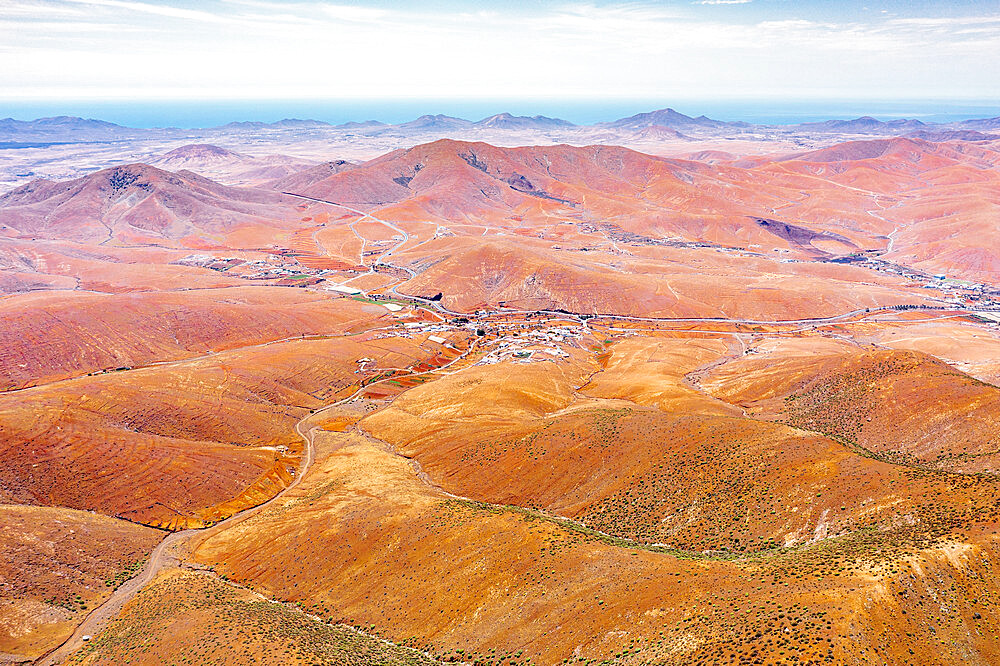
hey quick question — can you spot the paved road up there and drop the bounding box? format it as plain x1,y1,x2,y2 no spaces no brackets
280,192,465,315
484,304,963,327
23,289,982,665
269,195,992,331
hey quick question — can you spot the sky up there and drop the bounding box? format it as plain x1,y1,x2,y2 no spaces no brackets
2,0,999,105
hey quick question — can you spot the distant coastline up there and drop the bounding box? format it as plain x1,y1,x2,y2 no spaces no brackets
2,98,999,130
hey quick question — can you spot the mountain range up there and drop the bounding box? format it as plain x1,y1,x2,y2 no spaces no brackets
4,108,998,143
3,115,1000,666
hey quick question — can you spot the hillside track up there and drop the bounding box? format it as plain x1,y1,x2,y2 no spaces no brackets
33,338,478,666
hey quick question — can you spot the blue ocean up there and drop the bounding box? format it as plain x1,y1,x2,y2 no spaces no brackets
0,98,997,129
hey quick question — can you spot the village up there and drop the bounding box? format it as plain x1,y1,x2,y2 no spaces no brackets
172,252,332,286
827,251,1000,309
465,319,588,366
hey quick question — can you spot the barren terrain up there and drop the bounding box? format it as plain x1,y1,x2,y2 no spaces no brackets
2,110,1000,664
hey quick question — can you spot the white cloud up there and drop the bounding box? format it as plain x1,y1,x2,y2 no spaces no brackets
888,15,1000,27
60,0,228,23
696,0,753,5
0,1,997,101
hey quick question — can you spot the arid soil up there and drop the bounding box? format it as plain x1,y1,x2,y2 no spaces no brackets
2,130,1000,665
0,506,160,660
66,569,435,666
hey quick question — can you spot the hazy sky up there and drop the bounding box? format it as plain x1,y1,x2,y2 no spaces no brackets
3,0,998,101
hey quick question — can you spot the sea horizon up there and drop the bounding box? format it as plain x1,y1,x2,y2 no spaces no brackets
2,98,999,129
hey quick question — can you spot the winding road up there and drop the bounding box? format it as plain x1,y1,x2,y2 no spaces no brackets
28,192,995,663
281,192,415,273
280,193,468,315
34,413,317,665
280,193,988,330
34,336,479,666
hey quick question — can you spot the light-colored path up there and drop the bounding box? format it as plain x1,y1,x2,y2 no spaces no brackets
34,337,478,666
2,325,399,396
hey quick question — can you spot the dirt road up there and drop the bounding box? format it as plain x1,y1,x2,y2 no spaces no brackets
34,338,478,665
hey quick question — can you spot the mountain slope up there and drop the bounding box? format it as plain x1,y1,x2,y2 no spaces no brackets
0,163,303,243
603,107,744,130
795,116,928,133
397,114,473,131
474,113,575,129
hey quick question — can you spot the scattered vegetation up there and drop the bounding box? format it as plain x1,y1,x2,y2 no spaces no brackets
67,570,436,666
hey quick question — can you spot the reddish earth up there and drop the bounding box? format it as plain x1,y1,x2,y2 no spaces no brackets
0,330,445,529
703,345,1000,474
191,421,1000,665
392,236,927,318
0,505,160,661
0,164,310,245
362,336,1000,551
2,132,1000,664
149,144,317,186
270,137,1000,287
66,569,435,665
0,286,392,390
